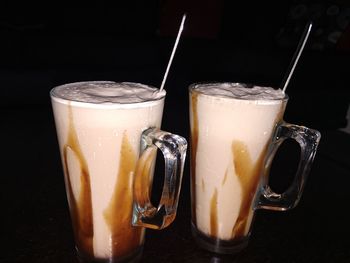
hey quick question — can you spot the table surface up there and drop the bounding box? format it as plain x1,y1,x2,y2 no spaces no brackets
1,102,350,263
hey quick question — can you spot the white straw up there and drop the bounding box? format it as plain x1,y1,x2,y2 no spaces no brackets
282,22,313,93
159,14,186,92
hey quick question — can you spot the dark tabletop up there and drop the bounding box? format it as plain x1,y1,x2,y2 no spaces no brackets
1,95,350,263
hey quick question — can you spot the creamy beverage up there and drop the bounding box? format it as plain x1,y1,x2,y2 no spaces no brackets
190,83,287,250
51,81,166,261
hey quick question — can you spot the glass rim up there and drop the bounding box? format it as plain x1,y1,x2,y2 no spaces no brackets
189,82,289,102
50,81,166,109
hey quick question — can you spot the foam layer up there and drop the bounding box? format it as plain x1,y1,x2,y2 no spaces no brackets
51,81,166,105
192,83,285,101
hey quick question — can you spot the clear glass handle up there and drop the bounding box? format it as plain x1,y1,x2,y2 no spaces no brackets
256,122,321,211
132,127,187,229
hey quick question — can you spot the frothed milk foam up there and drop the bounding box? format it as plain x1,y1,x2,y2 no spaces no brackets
190,83,286,241
51,82,166,260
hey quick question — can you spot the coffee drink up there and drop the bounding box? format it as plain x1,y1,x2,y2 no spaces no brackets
189,83,308,253
190,82,320,254
51,81,168,261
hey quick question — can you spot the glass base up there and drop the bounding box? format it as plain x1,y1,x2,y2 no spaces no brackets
191,223,249,254
77,246,143,263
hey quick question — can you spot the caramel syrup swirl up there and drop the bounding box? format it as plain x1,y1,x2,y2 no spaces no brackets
222,170,228,186
231,141,267,238
190,91,199,225
210,188,218,237
230,103,285,238
63,105,93,256
103,132,143,258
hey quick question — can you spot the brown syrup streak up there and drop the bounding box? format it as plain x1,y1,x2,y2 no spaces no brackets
190,91,199,225
231,141,267,238
103,132,143,258
222,170,228,186
63,105,93,256
231,103,285,238
210,188,218,237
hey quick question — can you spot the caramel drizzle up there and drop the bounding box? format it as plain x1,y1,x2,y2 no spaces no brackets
103,132,142,258
230,103,286,238
210,188,218,237
231,141,267,238
63,105,93,256
190,91,199,225
201,178,205,192
222,170,228,186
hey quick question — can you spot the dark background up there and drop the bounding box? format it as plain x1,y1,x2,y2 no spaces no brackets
1,0,349,129
1,1,350,262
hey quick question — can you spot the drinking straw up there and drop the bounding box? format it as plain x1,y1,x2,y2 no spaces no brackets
281,21,313,93
159,14,186,92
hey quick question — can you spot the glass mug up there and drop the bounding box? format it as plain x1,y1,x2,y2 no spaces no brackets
51,81,187,262
189,83,321,254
